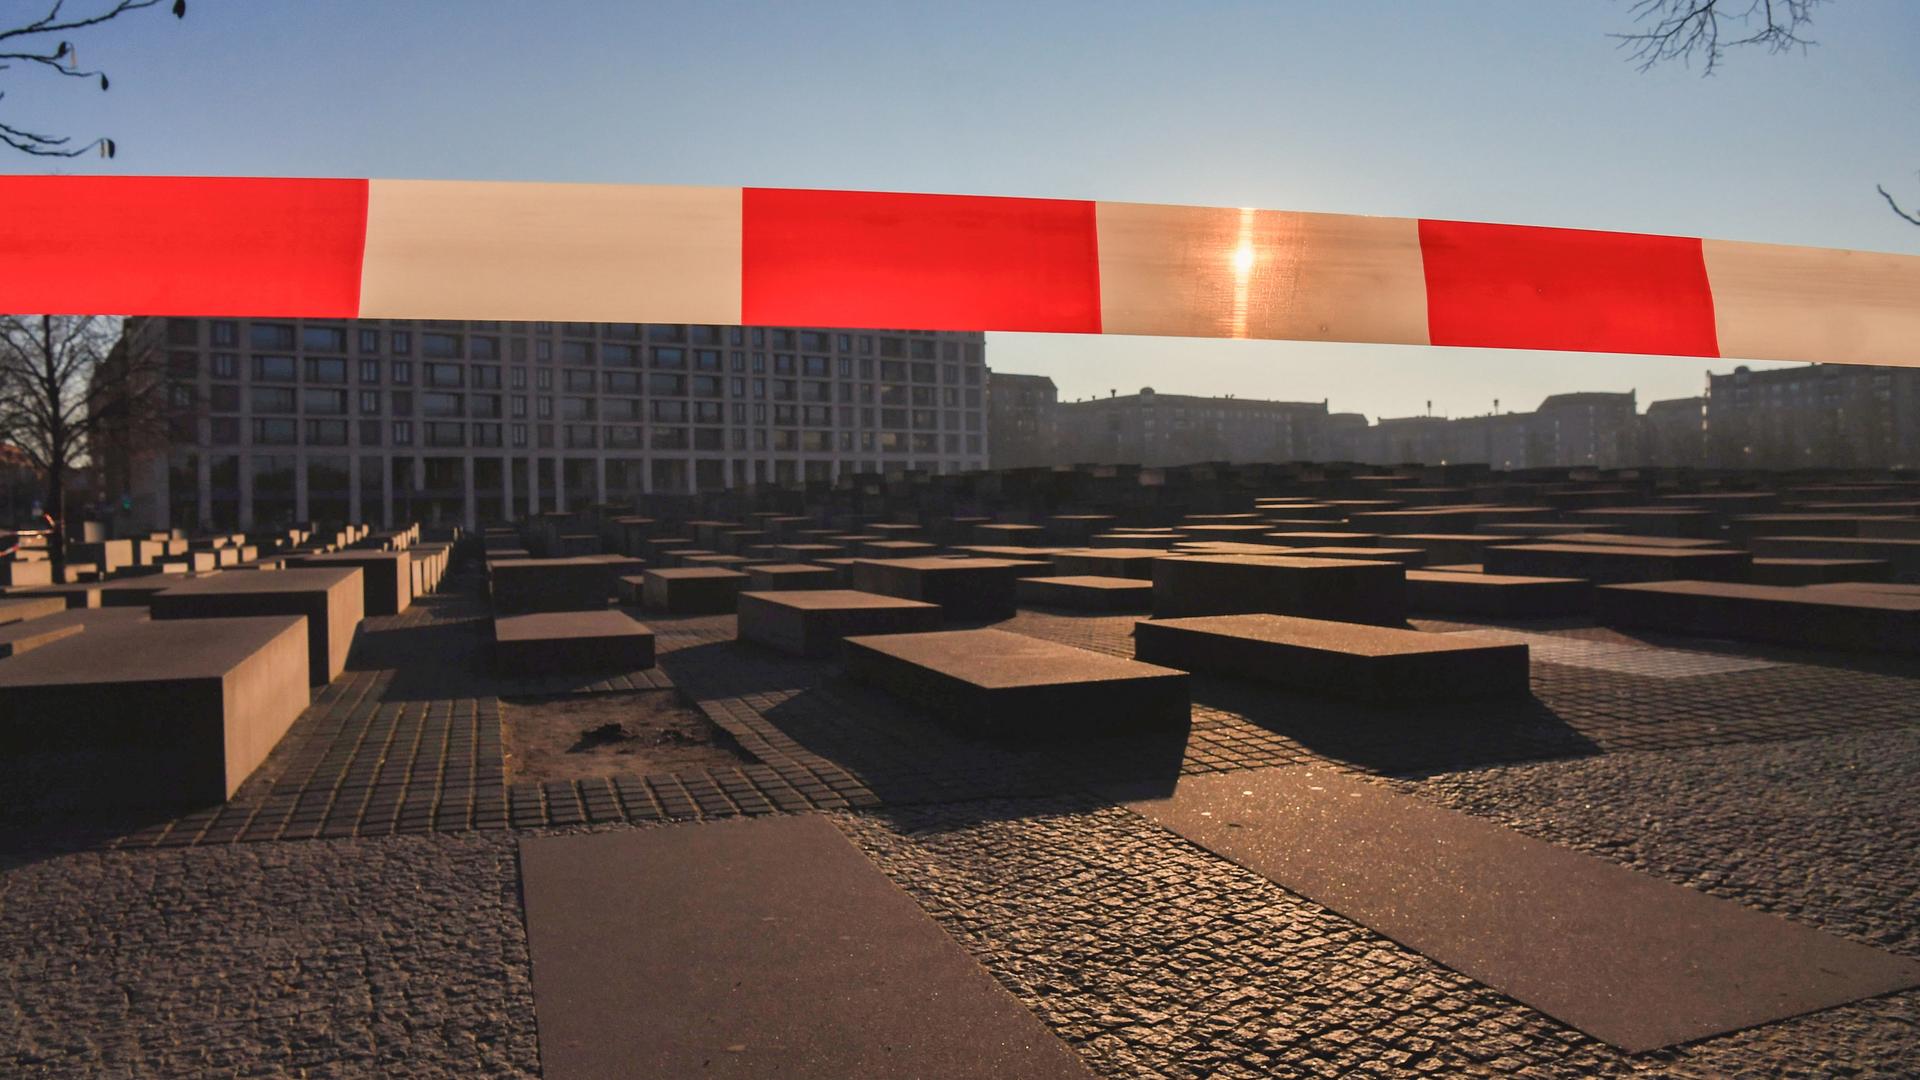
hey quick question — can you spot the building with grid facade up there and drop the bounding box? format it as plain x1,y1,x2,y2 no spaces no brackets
117,318,988,531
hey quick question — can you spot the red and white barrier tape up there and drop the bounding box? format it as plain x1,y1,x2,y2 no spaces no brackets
1,175,1915,367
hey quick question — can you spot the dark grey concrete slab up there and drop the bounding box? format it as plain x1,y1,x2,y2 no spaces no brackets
843,627,1188,738
492,610,654,675
1595,580,1920,654
737,588,941,657
0,613,310,809
1405,569,1593,618
743,562,840,591
1151,554,1406,624
641,567,748,614
1049,547,1170,580
1016,574,1153,612
518,816,1096,1080
1485,543,1751,584
1135,614,1529,701
150,568,363,685
1124,767,1920,1053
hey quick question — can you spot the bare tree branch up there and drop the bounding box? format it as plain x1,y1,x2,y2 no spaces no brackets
1614,0,1825,76
0,0,183,157
1878,180,1920,227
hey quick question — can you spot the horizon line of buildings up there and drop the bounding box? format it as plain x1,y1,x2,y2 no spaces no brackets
987,363,1920,472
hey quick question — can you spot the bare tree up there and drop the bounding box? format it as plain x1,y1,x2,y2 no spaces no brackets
0,0,186,158
1615,1,1918,227
0,316,174,566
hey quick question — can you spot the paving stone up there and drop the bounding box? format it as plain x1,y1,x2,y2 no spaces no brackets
519,817,1096,1080
1122,766,1920,1053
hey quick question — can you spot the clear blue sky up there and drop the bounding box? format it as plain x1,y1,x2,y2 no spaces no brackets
8,0,1918,420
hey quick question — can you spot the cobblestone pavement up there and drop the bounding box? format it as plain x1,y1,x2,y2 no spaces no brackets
2,574,1917,1077
1,831,537,1079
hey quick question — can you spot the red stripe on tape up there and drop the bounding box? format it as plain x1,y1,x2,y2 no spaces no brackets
741,188,1102,333
0,176,367,317
1418,219,1720,357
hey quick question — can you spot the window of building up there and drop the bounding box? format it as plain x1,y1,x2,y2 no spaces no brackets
252,418,297,445
251,386,296,413
470,336,499,361
511,423,528,447
424,363,464,388
302,326,346,353
304,389,348,415
210,320,237,347
604,343,638,367
392,420,413,445
604,371,640,395
425,422,465,447
694,349,723,372
250,323,295,350
306,419,349,445
563,369,594,393
252,355,296,382
421,392,463,418
692,375,723,398
471,365,502,389
694,401,724,424
472,423,502,447
651,400,688,422
649,324,688,344
359,390,381,415
651,346,686,369
360,420,382,447
565,424,597,448
422,333,462,359
561,340,593,365
358,329,380,354
470,394,502,419
560,396,594,421
390,330,412,355
305,357,347,384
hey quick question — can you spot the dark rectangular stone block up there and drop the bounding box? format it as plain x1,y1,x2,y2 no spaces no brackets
1749,557,1893,586
1151,555,1406,625
843,627,1188,738
1485,543,1751,584
0,613,311,810
1050,547,1169,580
151,567,363,685
850,557,1045,620
493,611,655,675
737,589,942,657
1017,575,1153,612
641,567,747,614
1134,613,1528,701
1595,580,1920,654
285,550,413,615
0,595,66,625
491,555,641,613
744,563,841,591
1405,570,1593,618
1749,536,1920,581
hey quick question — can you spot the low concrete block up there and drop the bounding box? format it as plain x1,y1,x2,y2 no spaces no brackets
1405,570,1594,618
1485,544,1751,584
284,550,413,616
851,557,1046,620
1017,575,1154,612
151,567,363,685
1151,555,1407,625
492,610,655,675
0,613,310,810
1135,613,1530,702
491,555,640,613
745,563,841,591
1050,547,1170,580
0,595,66,625
737,589,942,657
1749,536,1920,582
843,628,1189,738
1594,581,1920,654
641,567,748,614
1750,557,1894,586
0,559,53,588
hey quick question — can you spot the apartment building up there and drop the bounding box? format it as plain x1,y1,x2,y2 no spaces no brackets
118,318,988,530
